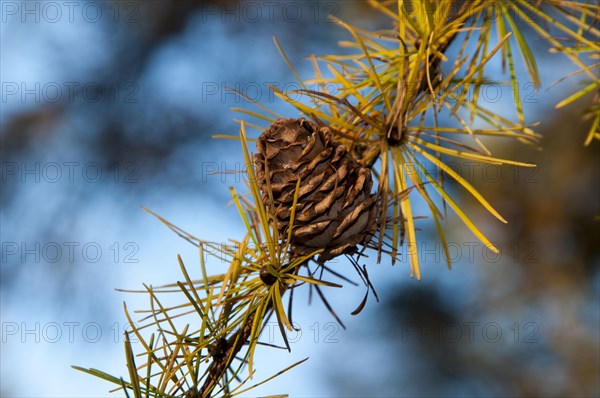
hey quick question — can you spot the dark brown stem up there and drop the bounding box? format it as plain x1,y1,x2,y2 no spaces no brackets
194,262,301,397
194,311,259,398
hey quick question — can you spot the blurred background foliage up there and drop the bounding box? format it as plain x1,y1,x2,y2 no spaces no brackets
324,102,599,398
1,1,598,397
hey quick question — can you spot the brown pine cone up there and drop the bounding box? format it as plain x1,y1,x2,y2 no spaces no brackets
254,118,377,263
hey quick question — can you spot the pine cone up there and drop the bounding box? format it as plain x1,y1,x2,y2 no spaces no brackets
254,118,377,263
